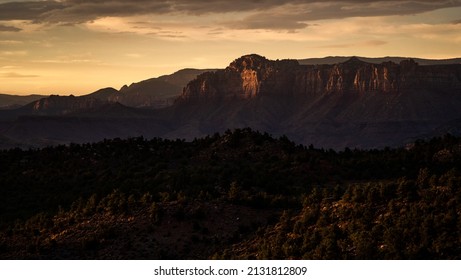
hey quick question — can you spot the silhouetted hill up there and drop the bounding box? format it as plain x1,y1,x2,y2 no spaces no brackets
0,68,210,119
299,56,461,65
0,94,46,109
96,68,214,108
84,87,119,100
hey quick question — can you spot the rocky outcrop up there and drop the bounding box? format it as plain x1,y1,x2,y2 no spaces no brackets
30,95,108,115
171,54,461,149
180,54,461,101
180,54,300,101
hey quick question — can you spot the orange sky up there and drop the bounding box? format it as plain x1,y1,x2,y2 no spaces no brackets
1,0,461,95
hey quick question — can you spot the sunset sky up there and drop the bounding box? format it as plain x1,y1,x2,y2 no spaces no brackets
1,0,461,95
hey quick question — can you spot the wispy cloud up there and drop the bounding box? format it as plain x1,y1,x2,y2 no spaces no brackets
222,11,309,31
0,72,39,78
125,53,143,58
0,50,28,56
318,40,387,49
0,65,20,69
31,58,100,64
0,40,22,45
364,40,387,46
0,24,21,32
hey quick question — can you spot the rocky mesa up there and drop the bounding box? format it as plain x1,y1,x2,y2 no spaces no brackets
174,54,461,149
180,54,461,101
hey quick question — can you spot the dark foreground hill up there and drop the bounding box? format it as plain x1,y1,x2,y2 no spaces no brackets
1,129,461,259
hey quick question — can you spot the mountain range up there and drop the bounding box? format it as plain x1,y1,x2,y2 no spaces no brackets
1,54,461,150
0,94,47,110
0,68,211,115
298,56,461,66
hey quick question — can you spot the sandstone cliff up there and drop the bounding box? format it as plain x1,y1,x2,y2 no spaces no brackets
173,54,461,149
180,54,461,101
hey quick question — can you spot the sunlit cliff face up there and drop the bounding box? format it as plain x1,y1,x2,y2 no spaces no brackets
179,55,461,103
1,0,461,95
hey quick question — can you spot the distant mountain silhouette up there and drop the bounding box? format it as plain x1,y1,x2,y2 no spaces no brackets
0,94,46,109
92,68,215,108
0,68,210,121
0,68,212,119
299,56,461,66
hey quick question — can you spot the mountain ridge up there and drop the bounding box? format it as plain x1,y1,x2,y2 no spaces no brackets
180,55,461,102
1,54,461,149
0,68,213,115
299,56,461,66
0,93,47,110
1,55,458,109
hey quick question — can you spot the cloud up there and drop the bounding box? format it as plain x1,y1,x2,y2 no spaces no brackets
364,40,387,46
223,11,310,31
31,58,100,64
318,40,387,49
0,65,20,69
125,53,142,58
0,40,22,45
0,1,65,21
1,50,28,56
0,24,21,32
0,72,39,78
0,0,460,31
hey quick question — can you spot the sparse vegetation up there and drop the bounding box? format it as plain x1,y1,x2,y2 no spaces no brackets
0,129,461,259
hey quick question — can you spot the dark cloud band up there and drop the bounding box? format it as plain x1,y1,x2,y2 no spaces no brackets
1,0,460,30
0,1,65,21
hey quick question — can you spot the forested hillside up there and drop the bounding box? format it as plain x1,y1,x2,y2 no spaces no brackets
0,129,460,259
